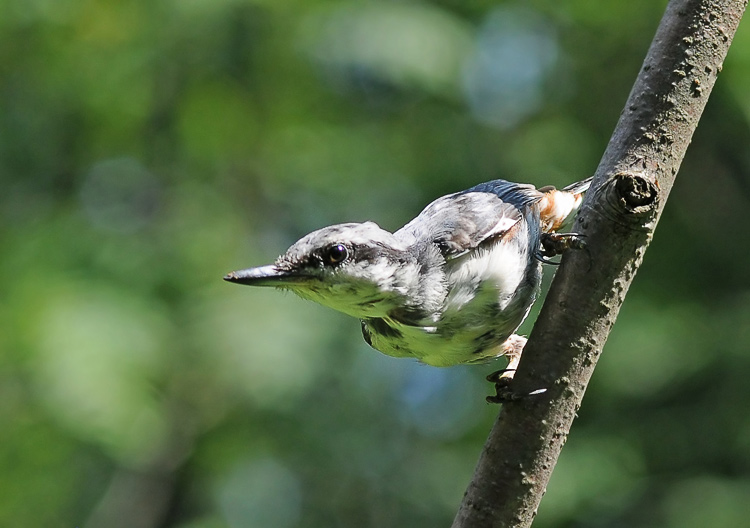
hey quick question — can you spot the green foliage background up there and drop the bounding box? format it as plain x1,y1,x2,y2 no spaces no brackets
2,1,750,527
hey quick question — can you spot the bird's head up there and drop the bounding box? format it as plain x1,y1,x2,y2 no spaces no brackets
225,222,421,318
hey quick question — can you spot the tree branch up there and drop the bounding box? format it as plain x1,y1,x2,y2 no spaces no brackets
452,1,748,527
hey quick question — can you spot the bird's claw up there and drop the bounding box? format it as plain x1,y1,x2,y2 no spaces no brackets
534,253,561,265
486,369,547,404
486,368,515,383
486,378,522,404
539,232,587,259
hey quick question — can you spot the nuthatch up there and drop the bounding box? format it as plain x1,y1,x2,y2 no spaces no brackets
225,178,591,399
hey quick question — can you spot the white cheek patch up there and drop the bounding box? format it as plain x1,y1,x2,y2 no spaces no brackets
296,258,422,318
345,259,422,297
348,259,397,288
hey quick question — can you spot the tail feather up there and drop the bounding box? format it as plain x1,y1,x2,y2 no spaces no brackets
463,176,593,233
561,176,594,194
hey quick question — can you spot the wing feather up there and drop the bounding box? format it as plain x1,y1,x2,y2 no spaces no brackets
397,191,524,258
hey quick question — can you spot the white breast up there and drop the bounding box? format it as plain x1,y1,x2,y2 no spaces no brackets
443,239,528,314
366,234,538,367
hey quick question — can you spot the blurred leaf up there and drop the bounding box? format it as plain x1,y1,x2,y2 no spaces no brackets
1,1,749,526
30,283,172,466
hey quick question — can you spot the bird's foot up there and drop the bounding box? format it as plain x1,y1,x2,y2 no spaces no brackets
486,372,521,404
539,232,586,260
486,368,516,384
485,370,547,404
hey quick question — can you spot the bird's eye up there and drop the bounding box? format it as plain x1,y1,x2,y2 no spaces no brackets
325,243,348,265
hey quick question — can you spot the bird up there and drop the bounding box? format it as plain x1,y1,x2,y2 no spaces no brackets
224,177,591,395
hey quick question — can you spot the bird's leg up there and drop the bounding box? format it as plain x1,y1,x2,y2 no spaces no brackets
486,335,524,382
486,335,525,404
540,232,586,259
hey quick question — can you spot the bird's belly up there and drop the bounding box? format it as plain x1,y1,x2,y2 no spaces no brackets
364,277,539,367
366,319,515,366
363,233,542,366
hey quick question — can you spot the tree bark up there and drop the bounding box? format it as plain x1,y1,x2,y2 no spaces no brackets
452,1,748,527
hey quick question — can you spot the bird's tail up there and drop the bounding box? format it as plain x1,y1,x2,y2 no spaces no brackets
561,176,593,194
538,176,593,233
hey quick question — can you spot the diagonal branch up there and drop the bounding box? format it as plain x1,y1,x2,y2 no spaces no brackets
452,1,748,527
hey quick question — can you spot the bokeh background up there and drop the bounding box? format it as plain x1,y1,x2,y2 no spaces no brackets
2,1,750,527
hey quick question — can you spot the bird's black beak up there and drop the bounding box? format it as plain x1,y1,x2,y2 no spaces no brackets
224,265,303,287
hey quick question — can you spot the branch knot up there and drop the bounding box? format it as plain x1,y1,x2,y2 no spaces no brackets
585,172,660,231
614,171,659,210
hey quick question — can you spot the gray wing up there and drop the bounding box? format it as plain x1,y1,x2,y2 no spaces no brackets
396,191,525,258
462,179,544,209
